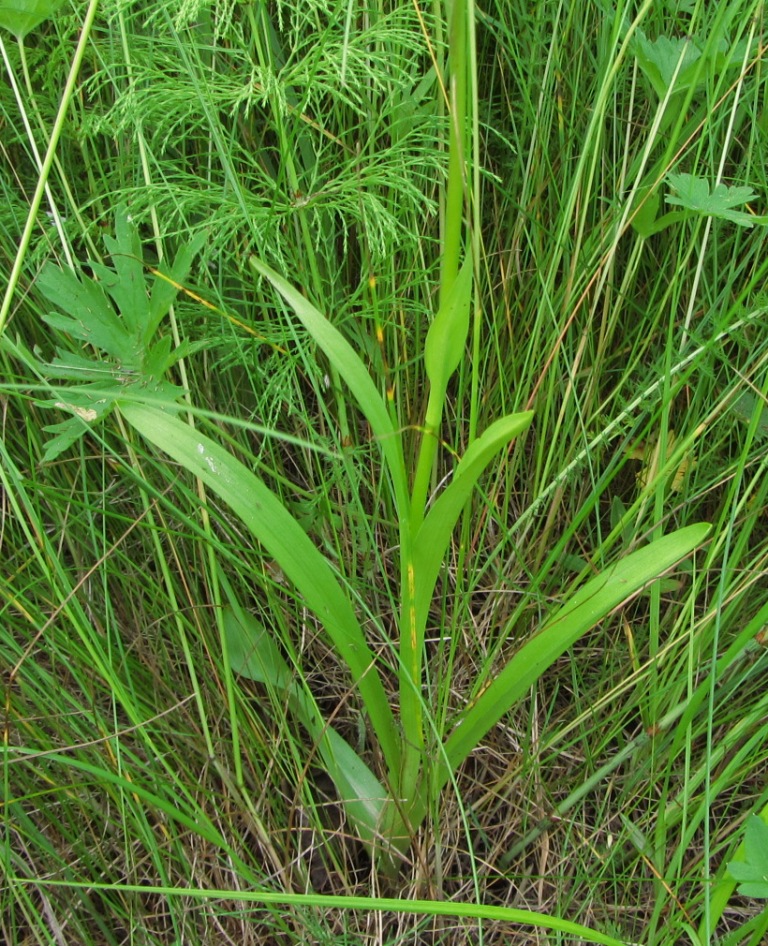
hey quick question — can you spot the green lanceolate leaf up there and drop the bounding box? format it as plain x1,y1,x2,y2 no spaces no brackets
424,250,472,398
249,255,410,521
412,411,534,632
118,399,401,779
0,0,66,37
224,605,390,849
436,523,711,790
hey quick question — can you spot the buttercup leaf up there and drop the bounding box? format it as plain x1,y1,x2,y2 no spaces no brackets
0,0,66,37
666,173,768,228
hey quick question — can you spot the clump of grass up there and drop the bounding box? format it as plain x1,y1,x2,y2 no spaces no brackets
2,0,768,944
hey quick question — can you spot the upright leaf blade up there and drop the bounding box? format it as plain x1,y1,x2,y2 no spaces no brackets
424,251,473,397
249,255,410,522
412,411,533,631
437,523,711,788
119,400,401,778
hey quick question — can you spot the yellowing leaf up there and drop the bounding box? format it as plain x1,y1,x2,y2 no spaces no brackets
630,430,694,492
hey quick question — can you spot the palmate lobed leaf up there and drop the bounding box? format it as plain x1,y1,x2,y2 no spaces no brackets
40,378,186,462
632,31,702,99
631,29,752,101
147,231,208,344
93,206,147,340
728,815,768,899
38,265,137,364
39,209,206,377
666,173,768,228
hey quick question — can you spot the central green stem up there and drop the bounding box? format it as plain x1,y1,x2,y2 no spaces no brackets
394,0,470,844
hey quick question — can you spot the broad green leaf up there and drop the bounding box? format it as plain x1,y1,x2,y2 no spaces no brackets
224,603,299,691
631,184,662,239
44,350,124,381
733,391,768,440
0,0,66,37
437,523,711,788
40,210,204,376
632,31,702,99
94,206,147,339
424,251,472,397
118,400,401,778
705,795,768,942
40,378,185,462
666,173,768,228
40,382,120,463
41,416,96,462
142,335,174,381
412,411,533,631
728,816,768,899
249,255,410,521
147,231,208,343
224,606,389,848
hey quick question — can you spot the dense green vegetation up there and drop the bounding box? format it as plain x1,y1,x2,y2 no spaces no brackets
2,1,768,943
